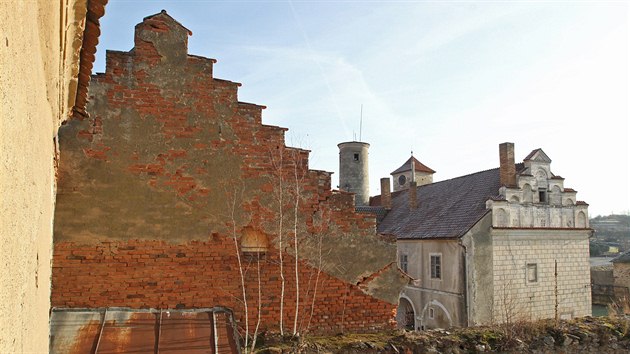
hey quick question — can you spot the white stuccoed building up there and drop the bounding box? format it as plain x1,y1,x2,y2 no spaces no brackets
371,142,592,330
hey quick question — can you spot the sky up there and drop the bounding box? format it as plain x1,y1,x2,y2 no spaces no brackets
94,1,629,217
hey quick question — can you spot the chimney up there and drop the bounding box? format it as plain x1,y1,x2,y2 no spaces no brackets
380,177,392,210
409,181,417,209
499,142,516,187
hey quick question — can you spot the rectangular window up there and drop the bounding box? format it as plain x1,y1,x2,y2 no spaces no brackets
430,254,441,279
538,189,547,203
399,254,408,273
353,153,360,161
429,307,435,319
526,263,538,283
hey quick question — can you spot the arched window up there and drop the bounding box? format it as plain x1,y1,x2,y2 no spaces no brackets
397,297,415,330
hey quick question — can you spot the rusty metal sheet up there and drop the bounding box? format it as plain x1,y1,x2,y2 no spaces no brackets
50,308,240,354
97,310,157,353
159,311,213,353
50,310,102,353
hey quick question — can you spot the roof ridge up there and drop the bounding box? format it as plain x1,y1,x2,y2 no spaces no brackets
424,166,498,187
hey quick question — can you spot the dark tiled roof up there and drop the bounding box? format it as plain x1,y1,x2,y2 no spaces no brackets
355,206,389,223
378,168,501,239
391,156,435,175
369,190,404,207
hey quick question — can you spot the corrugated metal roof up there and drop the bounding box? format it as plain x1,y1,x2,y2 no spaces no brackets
50,307,240,354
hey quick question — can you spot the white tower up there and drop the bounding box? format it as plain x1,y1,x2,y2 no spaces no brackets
338,141,370,206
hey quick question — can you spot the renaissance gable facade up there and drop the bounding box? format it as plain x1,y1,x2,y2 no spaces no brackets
373,143,592,330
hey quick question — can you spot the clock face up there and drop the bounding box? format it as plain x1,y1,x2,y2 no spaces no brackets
398,175,406,186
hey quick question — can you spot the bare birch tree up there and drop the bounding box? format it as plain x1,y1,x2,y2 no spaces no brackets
225,183,251,350
269,147,287,335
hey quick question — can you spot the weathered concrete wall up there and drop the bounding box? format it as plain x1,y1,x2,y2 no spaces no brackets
397,239,466,329
52,11,401,334
0,1,88,351
491,229,592,322
591,265,614,305
613,263,630,296
462,213,494,326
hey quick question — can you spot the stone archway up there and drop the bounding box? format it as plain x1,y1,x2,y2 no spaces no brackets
396,296,416,330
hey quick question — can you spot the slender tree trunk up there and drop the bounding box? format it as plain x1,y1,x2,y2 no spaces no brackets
250,253,262,351
271,149,286,335
292,153,301,336
227,185,249,350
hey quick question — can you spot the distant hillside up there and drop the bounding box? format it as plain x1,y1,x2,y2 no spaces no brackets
590,215,630,255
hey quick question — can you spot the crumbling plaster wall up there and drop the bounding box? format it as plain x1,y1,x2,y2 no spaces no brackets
0,1,88,352
52,12,403,334
462,213,494,326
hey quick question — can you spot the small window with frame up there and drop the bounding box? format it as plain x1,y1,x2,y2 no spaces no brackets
353,153,360,162
538,189,547,203
526,263,538,283
430,254,442,279
428,307,435,319
399,254,408,273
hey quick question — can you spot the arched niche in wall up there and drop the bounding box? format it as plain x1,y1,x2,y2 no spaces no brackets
576,211,587,228
241,227,269,253
510,195,520,203
496,208,508,227
550,185,562,206
564,198,575,206
535,169,548,188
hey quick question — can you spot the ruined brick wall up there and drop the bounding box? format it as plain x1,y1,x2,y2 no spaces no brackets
52,11,405,335
52,239,395,334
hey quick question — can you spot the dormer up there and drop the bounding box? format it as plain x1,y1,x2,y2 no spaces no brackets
390,155,435,192
521,148,553,202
